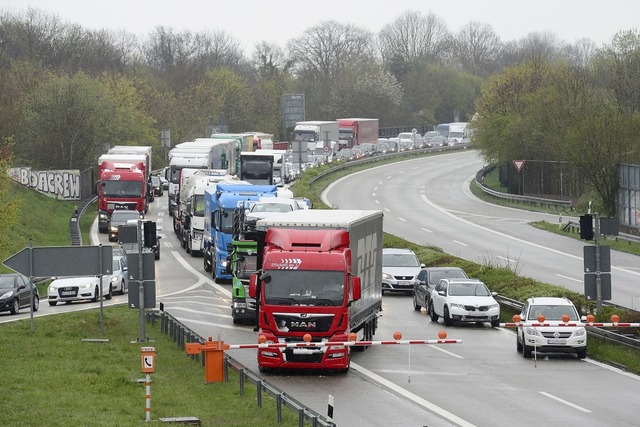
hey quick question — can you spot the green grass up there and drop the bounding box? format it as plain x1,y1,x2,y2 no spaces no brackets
0,306,298,427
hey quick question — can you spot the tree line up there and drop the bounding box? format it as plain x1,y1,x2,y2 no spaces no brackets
0,7,639,217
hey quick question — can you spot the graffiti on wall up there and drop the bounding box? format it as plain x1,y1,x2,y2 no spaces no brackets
10,167,80,200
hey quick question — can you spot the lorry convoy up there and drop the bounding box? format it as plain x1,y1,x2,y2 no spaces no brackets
337,118,379,149
248,209,383,372
97,146,153,234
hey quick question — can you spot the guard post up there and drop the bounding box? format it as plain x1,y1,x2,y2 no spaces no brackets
185,336,230,383
141,347,156,421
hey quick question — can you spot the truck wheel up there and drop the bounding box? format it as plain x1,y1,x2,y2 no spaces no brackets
186,236,191,254
204,256,211,272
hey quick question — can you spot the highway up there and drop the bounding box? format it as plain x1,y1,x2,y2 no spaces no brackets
4,150,639,426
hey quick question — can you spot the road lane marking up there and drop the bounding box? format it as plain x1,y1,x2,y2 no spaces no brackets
556,274,581,283
398,217,407,222
453,240,468,246
539,391,591,413
350,363,476,427
497,256,516,264
420,227,433,233
429,345,464,359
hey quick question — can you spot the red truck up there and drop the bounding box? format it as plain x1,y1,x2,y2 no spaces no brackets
249,209,383,372
337,118,379,149
97,154,148,233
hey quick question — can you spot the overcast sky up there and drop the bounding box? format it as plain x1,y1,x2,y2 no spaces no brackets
2,0,638,55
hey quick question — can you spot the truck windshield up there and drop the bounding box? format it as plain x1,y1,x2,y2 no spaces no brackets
193,195,205,217
102,180,142,197
292,130,316,142
264,270,344,306
236,254,257,279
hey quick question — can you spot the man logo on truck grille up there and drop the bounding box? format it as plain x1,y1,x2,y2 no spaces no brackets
273,258,302,269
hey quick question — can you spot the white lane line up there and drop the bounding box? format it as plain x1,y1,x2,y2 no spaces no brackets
170,251,231,298
168,306,232,318
556,274,582,283
350,363,476,427
497,256,516,264
429,345,464,359
420,227,433,233
453,240,468,246
539,391,591,413
398,217,407,222
375,199,380,204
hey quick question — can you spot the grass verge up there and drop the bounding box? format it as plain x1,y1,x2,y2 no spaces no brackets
0,305,298,427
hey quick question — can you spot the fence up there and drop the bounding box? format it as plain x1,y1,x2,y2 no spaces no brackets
147,310,336,427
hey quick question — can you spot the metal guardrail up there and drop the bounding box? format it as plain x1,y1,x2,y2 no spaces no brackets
494,295,640,350
69,196,97,246
149,310,336,427
475,165,574,210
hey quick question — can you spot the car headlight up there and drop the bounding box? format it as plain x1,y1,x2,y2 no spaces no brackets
574,328,586,337
382,272,393,280
488,304,499,309
110,276,118,284
0,291,13,300
450,303,465,309
80,282,93,289
525,327,537,335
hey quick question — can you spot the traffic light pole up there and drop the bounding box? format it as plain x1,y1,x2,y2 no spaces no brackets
594,213,602,311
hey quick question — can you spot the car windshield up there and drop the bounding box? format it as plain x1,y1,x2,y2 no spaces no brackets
429,270,467,283
383,253,419,267
0,276,17,288
448,283,491,296
151,176,160,186
528,304,578,321
251,203,293,213
112,211,140,222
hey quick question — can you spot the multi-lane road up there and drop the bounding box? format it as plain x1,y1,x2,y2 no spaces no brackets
4,149,639,426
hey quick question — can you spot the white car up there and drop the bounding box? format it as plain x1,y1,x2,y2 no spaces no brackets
109,255,129,295
516,297,587,359
48,275,113,306
381,248,424,295
429,278,500,327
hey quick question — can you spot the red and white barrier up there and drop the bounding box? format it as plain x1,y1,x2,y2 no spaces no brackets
500,313,640,328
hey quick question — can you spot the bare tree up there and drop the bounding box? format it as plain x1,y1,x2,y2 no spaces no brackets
287,20,374,80
561,38,597,69
251,41,293,80
378,10,451,66
452,21,502,77
499,31,564,67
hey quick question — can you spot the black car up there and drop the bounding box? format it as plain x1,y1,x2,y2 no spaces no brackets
0,273,40,315
413,267,468,311
151,175,163,197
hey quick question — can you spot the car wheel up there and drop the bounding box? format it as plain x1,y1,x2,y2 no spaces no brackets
10,298,19,315
443,306,453,326
522,343,533,358
516,335,523,353
429,302,439,322
92,286,100,302
49,301,57,306
32,295,39,312
577,348,587,359
120,281,126,295
105,285,113,300
413,296,422,311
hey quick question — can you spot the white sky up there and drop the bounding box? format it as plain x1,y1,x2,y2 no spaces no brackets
2,0,638,55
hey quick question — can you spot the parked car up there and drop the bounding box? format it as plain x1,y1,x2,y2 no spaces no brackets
516,297,587,359
48,275,113,306
109,255,129,295
109,209,142,242
381,248,424,295
375,141,390,155
151,175,163,196
0,273,39,315
413,267,468,311
336,149,354,161
428,278,500,327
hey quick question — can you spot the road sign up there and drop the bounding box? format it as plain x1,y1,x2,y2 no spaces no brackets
513,160,525,172
584,272,612,300
583,245,611,272
3,245,113,277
